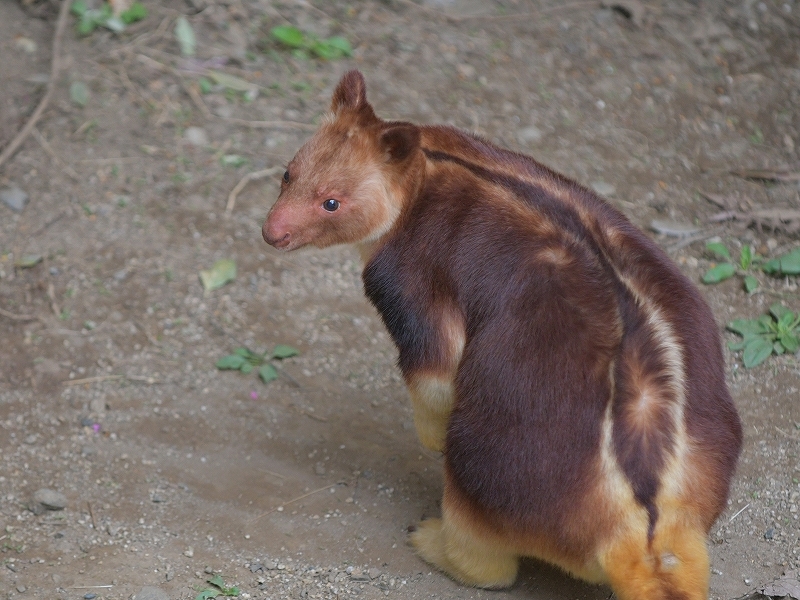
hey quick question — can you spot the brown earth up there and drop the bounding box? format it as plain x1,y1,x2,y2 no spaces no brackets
1,1,799,599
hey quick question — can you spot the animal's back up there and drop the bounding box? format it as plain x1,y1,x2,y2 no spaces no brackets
366,124,741,575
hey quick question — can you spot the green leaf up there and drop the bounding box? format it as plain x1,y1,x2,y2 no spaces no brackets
208,575,227,589
781,332,799,353
769,303,792,321
70,81,90,107
324,36,352,56
743,338,774,368
272,344,300,359
728,340,747,351
199,259,236,292
774,341,786,355
258,364,278,383
71,0,88,16
777,248,800,274
207,70,259,93
271,25,306,48
195,590,218,600
240,363,253,374
743,275,759,293
216,354,246,370
702,263,736,284
14,254,43,268
705,241,731,261
727,318,768,337
198,77,213,94
220,154,247,168
762,257,781,274
233,347,252,357
120,2,147,24
739,245,753,270
175,16,196,57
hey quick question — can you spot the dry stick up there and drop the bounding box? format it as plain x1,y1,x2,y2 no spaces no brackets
0,307,37,321
252,482,343,523
63,374,158,386
728,503,750,523
226,167,283,215
395,0,598,22
87,502,98,531
31,127,80,181
0,0,70,171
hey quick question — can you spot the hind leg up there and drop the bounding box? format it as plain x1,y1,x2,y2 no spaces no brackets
602,523,709,600
409,487,518,588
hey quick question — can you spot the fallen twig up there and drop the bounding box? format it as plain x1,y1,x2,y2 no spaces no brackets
62,374,159,386
31,127,80,181
728,503,750,523
220,117,316,131
0,0,70,170
396,0,601,22
252,482,344,523
0,307,37,321
226,166,283,215
87,502,98,531
731,168,800,182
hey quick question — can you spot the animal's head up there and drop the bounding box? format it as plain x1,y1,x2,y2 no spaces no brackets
262,70,422,251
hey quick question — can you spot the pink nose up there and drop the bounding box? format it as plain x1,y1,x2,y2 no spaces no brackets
262,221,291,248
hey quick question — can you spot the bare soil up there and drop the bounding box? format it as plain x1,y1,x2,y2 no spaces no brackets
1,1,799,599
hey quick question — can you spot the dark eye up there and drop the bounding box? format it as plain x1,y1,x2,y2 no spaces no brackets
282,170,290,183
322,199,340,212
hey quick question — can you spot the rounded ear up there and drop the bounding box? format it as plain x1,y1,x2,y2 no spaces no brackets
380,124,420,162
331,70,369,113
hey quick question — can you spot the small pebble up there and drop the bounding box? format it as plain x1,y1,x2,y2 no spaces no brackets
183,547,194,558
84,594,97,600
133,586,169,600
591,181,616,197
517,126,543,145
32,488,67,511
183,127,209,147
369,568,382,580
1,185,28,211
16,585,26,593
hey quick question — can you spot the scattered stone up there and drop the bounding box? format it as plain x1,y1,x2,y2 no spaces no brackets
84,593,97,600
1,185,28,211
368,568,382,580
250,563,265,573
265,559,278,570
16,585,26,593
184,547,194,558
184,127,209,147
89,398,107,414
765,528,774,540
517,126,543,145
350,568,370,581
133,586,169,600
31,488,67,512
591,181,616,197
456,63,476,79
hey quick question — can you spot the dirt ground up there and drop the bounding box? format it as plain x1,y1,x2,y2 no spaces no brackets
1,1,799,599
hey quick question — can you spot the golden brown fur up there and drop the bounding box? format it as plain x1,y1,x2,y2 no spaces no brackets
263,70,742,599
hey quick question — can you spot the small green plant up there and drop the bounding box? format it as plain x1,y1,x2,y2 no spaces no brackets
761,247,800,276
702,242,800,293
71,0,147,35
270,26,352,60
727,303,800,368
195,574,240,600
702,241,761,292
216,345,300,384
